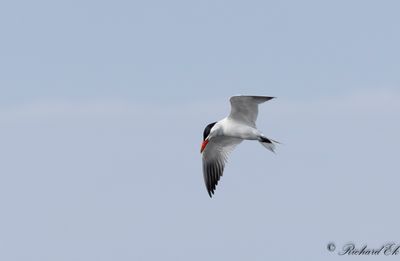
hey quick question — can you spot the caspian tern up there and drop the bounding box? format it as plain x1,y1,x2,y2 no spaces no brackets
200,95,278,197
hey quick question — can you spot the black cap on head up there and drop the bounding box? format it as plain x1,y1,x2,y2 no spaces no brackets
203,122,217,141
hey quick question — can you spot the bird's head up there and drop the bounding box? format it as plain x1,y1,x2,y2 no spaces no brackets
201,121,217,153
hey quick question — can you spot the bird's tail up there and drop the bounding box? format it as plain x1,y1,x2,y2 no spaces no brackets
259,136,280,153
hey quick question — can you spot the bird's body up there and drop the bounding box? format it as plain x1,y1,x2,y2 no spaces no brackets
201,95,277,197
217,117,261,140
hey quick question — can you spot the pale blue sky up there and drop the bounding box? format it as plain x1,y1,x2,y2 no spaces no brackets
0,0,399,260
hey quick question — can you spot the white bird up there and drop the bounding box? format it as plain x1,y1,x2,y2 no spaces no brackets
200,95,278,197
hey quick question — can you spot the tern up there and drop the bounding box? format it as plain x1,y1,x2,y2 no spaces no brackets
200,95,278,197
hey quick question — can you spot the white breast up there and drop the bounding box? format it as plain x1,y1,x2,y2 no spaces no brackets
220,118,260,140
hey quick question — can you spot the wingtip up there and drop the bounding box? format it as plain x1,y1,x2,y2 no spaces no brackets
230,95,276,98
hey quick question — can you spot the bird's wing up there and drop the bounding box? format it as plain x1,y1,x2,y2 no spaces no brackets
202,136,242,197
228,95,274,127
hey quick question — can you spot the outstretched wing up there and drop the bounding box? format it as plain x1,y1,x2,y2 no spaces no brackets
228,95,274,127
202,136,242,197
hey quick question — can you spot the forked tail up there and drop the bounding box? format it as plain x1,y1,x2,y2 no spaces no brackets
259,136,280,153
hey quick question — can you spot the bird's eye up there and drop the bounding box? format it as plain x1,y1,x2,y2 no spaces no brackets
203,122,217,140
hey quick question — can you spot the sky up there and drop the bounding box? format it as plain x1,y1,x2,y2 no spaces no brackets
0,0,400,260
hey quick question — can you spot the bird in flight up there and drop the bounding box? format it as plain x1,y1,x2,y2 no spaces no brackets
200,95,278,197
